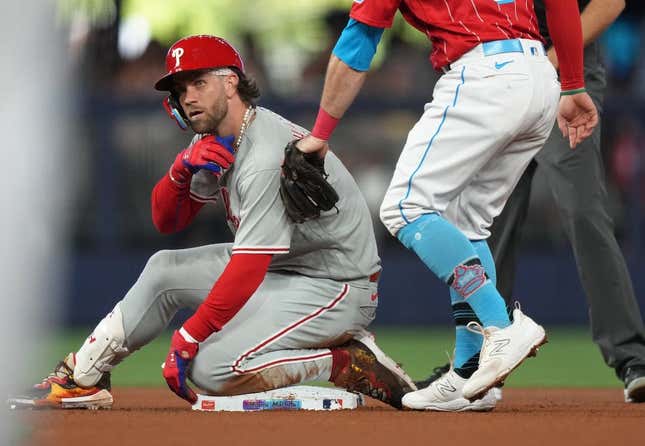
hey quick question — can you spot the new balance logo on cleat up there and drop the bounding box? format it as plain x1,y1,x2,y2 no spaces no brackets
437,381,457,396
490,339,511,356
403,368,496,412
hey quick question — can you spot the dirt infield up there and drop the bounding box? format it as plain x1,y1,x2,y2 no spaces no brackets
13,388,645,446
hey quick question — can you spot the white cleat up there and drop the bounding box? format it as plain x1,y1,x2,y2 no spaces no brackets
402,368,496,412
462,307,547,401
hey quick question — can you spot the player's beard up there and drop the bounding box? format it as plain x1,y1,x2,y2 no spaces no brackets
188,97,228,134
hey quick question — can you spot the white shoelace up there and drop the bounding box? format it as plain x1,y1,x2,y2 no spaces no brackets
466,321,486,336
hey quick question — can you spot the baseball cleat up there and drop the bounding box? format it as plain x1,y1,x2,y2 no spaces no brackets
331,330,417,409
403,368,496,411
7,352,113,410
623,366,645,403
462,307,547,401
415,362,504,403
414,363,451,389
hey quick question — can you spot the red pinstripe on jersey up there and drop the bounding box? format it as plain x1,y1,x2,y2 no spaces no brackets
350,0,543,70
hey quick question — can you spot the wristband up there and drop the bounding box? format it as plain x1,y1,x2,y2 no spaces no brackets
561,88,586,96
179,326,199,344
311,107,340,141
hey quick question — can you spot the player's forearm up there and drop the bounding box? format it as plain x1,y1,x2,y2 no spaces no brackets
543,0,585,91
580,0,625,46
309,19,382,141
182,253,272,342
319,55,367,120
151,174,203,234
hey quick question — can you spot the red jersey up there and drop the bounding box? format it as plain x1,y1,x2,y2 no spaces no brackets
350,0,543,70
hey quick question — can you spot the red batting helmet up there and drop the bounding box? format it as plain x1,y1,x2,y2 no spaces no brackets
154,35,245,91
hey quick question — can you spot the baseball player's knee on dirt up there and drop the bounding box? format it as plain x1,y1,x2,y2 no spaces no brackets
189,359,233,395
190,350,308,396
74,302,129,387
190,365,294,396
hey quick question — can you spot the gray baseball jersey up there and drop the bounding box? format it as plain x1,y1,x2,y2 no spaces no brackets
190,107,380,280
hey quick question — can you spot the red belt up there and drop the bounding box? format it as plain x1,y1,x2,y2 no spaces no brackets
369,271,381,282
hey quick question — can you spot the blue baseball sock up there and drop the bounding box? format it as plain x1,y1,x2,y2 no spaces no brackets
397,213,510,330
450,240,498,375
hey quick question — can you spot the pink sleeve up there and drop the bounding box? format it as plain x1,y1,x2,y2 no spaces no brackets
350,0,402,28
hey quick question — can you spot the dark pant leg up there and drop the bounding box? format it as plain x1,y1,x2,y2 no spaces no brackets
488,160,537,306
536,117,645,375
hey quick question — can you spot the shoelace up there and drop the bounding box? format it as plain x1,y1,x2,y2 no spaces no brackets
466,321,486,337
466,321,494,365
429,365,448,379
35,361,72,388
434,352,456,387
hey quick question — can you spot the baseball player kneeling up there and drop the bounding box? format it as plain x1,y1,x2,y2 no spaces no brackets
7,35,415,410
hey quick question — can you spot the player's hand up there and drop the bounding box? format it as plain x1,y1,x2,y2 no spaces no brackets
177,135,236,177
557,92,598,149
162,329,199,404
295,134,330,160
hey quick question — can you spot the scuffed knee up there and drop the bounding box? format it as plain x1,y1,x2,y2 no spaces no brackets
189,349,233,395
189,360,216,394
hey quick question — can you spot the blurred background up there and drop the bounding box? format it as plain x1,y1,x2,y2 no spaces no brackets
59,0,645,328
4,1,645,419
3,4,644,445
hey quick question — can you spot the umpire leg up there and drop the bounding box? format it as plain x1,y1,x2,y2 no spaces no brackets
488,159,537,305
536,115,645,375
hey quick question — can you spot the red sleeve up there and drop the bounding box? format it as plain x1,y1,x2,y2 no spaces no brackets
151,173,204,234
350,0,401,28
182,253,272,342
543,0,585,91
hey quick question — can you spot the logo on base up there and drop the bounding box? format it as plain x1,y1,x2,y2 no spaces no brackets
201,400,215,410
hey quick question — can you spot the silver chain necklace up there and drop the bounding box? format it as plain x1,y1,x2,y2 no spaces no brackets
234,105,255,150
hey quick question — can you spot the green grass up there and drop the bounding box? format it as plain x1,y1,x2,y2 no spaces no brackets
25,326,620,389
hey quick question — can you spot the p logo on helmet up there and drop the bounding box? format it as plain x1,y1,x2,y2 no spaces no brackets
155,35,246,130
171,47,184,68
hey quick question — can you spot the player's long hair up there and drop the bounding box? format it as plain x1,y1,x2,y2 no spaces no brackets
231,67,260,106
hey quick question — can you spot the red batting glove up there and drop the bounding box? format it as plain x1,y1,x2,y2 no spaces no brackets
170,135,236,182
169,151,192,184
162,329,199,404
182,135,235,174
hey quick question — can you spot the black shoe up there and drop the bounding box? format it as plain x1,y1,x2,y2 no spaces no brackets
414,363,450,389
623,365,645,403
